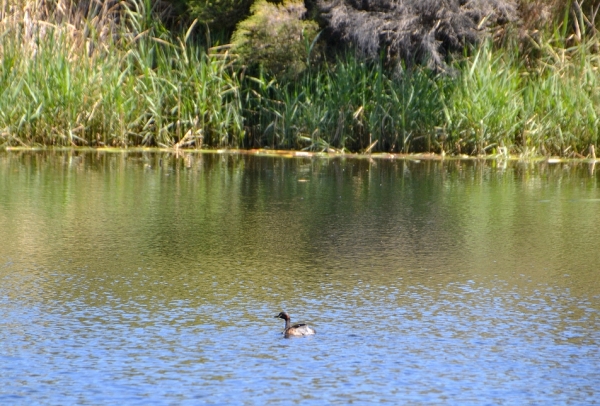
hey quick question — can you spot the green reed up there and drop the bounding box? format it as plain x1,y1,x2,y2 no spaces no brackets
442,42,525,156
522,38,600,156
0,0,243,148
244,55,444,153
442,33,600,157
1,0,600,156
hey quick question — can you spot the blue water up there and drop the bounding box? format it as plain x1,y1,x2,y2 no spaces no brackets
1,152,599,404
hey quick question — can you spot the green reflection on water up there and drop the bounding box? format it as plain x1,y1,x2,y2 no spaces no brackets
0,151,599,318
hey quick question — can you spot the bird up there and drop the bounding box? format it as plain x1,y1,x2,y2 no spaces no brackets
274,311,316,337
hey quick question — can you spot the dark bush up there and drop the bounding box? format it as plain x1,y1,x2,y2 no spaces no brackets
318,0,519,68
170,0,256,37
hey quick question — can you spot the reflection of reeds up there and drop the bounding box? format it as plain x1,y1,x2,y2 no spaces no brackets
0,0,244,148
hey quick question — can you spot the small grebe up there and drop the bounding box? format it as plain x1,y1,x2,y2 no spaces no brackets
274,311,316,337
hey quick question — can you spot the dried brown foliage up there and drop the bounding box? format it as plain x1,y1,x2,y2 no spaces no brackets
0,0,174,60
318,0,519,68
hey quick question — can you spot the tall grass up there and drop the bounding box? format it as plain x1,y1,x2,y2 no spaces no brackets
0,0,244,148
244,56,444,153
243,22,600,156
443,43,526,156
1,0,600,157
442,32,600,157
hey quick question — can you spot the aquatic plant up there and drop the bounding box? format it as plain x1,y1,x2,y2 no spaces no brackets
243,54,444,152
0,0,599,157
0,0,244,148
439,2,600,157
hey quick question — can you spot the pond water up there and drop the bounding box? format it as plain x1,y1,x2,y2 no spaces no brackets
1,151,599,404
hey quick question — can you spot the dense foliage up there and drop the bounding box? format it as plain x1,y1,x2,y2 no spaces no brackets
231,0,319,80
1,0,599,158
318,0,518,69
171,0,255,35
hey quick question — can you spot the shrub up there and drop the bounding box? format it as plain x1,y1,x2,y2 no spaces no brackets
318,0,519,69
231,0,320,80
173,0,255,37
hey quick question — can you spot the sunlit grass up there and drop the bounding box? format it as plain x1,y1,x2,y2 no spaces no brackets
0,0,244,148
244,56,443,153
443,34,600,157
1,0,599,157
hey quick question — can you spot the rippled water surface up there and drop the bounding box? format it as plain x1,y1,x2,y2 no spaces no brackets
1,151,599,404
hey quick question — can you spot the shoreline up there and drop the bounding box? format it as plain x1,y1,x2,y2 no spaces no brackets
3,146,600,165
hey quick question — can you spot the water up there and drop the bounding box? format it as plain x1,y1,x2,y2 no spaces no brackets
1,151,599,404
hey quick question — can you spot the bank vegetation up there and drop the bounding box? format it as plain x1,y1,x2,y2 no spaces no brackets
1,0,599,158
